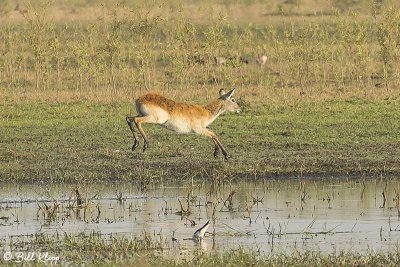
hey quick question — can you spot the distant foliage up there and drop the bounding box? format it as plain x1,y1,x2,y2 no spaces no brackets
0,1,399,95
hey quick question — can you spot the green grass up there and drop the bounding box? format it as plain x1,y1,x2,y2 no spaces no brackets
2,233,400,266
1,98,399,183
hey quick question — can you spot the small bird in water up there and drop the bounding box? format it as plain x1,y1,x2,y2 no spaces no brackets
192,220,210,241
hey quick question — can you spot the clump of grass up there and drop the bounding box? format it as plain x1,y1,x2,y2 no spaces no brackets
183,249,400,267
3,232,164,265
2,233,400,266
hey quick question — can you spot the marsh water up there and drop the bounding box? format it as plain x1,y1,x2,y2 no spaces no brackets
1,178,400,256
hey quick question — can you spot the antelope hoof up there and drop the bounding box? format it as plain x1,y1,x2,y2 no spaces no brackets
143,141,149,152
223,152,228,161
131,139,139,151
214,148,220,158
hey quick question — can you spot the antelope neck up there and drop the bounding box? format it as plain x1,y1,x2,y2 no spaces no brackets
204,100,224,118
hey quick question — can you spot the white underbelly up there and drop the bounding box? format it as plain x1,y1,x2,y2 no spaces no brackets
162,119,193,134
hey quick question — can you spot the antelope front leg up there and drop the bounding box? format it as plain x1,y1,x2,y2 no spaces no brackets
202,128,228,160
126,116,139,151
213,136,228,160
212,139,220,158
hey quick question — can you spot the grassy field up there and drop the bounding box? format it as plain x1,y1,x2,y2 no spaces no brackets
1,97,399,182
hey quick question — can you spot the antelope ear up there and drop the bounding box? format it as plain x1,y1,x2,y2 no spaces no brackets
220,88,236,100
219,89,226,96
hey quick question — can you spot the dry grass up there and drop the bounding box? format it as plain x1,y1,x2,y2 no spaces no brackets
1,0,400,106
0,0,385,24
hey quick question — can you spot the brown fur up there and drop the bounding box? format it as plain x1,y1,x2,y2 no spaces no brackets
136,93,214,118
205,100,223,117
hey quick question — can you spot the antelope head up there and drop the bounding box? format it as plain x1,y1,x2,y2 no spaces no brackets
219,88,241,114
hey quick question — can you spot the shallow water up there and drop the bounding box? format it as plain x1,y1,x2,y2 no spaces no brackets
1,178,400,256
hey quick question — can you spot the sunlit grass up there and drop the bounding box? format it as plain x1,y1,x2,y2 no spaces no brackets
1,98,399,182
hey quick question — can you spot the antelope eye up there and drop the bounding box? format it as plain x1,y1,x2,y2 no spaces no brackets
231,98,236,102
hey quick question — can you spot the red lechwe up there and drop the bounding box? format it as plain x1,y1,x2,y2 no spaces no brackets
126,89,241,160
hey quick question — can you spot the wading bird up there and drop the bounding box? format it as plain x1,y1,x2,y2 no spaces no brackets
126,89,241,160
192,220,210,241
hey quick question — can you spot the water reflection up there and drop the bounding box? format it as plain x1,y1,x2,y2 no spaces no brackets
0,178,399,255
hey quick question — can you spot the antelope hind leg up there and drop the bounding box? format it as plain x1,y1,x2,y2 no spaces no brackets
133,116,152,152
126,116,139,151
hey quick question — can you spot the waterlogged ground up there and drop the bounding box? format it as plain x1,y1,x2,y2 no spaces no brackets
1,178,400,257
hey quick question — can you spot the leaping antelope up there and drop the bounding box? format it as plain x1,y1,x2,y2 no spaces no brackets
126,89,241,160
